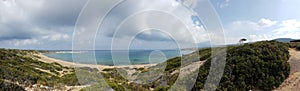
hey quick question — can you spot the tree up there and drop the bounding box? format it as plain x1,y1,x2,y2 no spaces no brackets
239,38,247,45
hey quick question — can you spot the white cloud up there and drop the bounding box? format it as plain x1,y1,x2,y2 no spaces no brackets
224,18,278,44
272,19,300,38
227,18,277,32
228,20,260,31
274,19,300,34
258,18,277,28
218,0,230,8
42,33,69,41
224,19,300,44
249,34,272,42
3,39,40,46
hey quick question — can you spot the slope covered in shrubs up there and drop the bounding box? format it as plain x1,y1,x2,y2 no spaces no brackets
0,49,83,90
192,41,290,91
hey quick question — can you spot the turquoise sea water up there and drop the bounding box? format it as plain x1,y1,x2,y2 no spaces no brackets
44,50,194,66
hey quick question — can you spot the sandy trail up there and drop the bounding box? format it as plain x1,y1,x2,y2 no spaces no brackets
275,49,300,91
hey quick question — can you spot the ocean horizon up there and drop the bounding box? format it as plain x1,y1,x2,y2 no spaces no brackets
44,50,195,66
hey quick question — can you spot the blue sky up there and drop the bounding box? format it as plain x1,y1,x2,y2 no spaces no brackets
0,0,299,50
212,0,300,44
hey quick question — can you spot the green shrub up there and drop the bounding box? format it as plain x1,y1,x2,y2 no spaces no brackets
107,81,125,91
154,86,169,91
192,41,290,91
0,80,25,91
60,73,79,86
102,68,116,71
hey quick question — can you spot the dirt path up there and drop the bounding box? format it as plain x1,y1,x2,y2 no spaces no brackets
275,49,300,91
171,60,206,78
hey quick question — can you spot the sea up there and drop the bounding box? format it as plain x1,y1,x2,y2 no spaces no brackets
44,50,195,66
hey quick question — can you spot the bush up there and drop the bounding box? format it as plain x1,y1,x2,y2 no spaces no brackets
154,86,169,91
0,80,25,91
107,81,125,91
60,73,79,86
192,41,290,91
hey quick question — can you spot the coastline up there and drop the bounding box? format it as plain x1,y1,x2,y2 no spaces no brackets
36,53,157,69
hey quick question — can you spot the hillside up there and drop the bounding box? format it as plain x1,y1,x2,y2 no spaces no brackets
192,41,290,91
0,41,292,91
0,49,90,90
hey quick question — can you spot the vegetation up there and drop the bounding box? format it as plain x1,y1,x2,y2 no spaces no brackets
0,49,84,90
0,79,25,91
59,73,79,86
239,38,247,44
164,48,211,73
0,41,292,91
192,41,290,91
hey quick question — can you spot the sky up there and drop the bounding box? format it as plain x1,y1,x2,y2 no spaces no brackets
0,0,299,50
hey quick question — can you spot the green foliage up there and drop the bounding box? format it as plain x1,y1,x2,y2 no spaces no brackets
0,79,25,91
153,86,169,91
80,82,112,91
107,81,125,91
192,41,290,91
102,68,116,71
164,48,212,73
198,48,212,61
165,57,182,72
0,49,80,90
60,73,79,86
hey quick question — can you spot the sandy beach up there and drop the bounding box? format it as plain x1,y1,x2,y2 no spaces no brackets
36,53,157,69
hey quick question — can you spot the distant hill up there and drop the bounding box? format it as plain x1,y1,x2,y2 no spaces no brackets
274,38,297,43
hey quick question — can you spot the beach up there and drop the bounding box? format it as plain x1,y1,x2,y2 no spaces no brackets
37,53,157,69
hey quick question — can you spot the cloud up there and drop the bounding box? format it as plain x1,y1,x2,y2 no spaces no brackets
42,33,70,41
274,20,300,34
272,19,300,38
0,0,85,49
1,0,209,49
96,0,209,49
217,0,230,8
224,19,300,44
12,39,40,46
258,18,277,28
15,0,86,27
136,30,172,41
224,18,277,44
227,18,277,32
249,34,272,42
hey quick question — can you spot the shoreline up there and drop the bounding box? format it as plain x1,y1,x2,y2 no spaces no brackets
37,53,157,69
